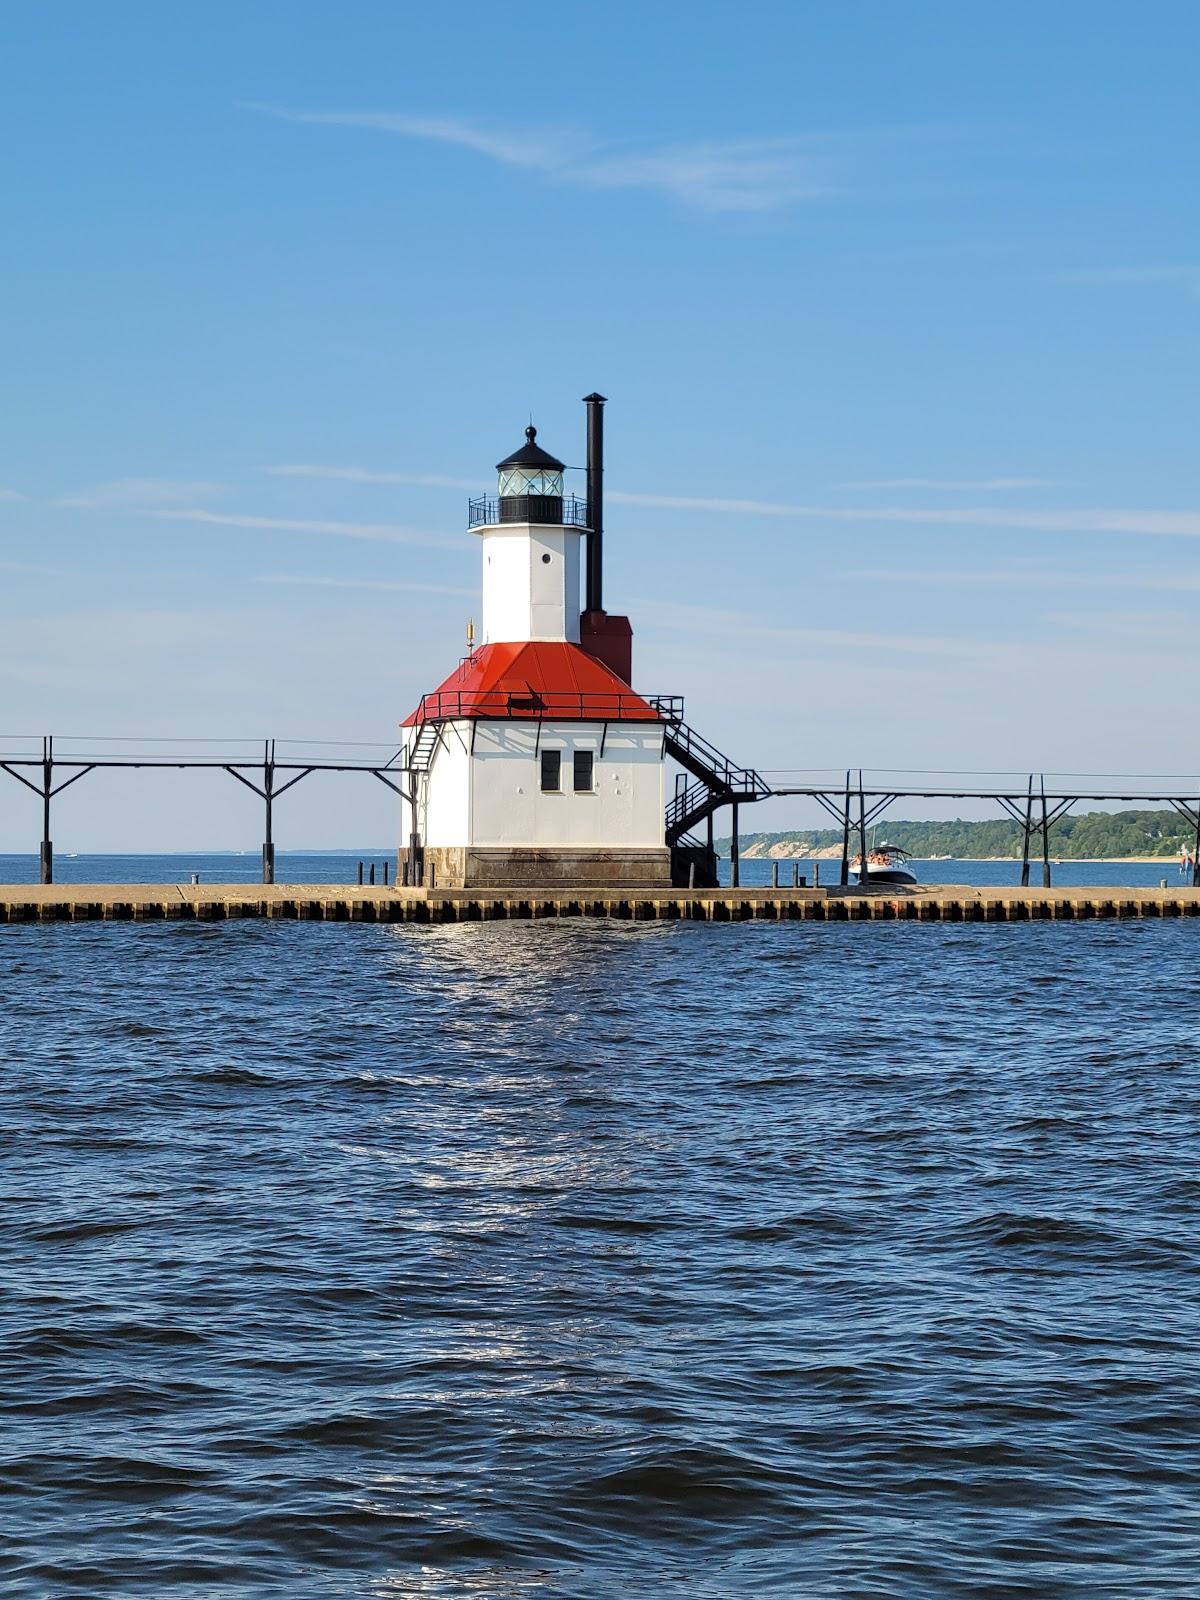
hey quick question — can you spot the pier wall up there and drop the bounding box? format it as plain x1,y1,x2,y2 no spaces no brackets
3,884,1200,922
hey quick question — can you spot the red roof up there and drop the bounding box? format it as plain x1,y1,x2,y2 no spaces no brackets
403,640,660,725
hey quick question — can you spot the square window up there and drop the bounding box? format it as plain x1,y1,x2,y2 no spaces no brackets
573,751,594,792
540,749,561,792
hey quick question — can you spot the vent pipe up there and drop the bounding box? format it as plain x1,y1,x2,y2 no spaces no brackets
583,391,606,613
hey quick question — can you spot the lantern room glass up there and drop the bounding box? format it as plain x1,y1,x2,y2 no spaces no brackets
499,465,564,499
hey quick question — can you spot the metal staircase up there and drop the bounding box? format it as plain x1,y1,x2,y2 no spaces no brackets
647,698,772,885
651,703,771,845
406,722,441,774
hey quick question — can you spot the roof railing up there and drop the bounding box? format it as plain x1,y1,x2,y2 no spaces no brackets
411,689,682,724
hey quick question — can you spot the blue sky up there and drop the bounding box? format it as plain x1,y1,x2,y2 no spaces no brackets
1,1,1197,847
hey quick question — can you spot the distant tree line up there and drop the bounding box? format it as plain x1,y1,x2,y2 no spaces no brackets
715,809,1196,860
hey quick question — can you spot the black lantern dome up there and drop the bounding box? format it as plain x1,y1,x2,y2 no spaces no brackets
495,426,566,524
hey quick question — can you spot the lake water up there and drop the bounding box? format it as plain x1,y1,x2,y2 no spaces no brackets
4,894,1200,1595
0,851,1193,890
725,857,1196,890
0,852,400,887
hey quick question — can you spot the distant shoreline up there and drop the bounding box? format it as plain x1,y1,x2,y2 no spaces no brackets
721,852,1193,865
952,856,1190,865
718,810,1200,864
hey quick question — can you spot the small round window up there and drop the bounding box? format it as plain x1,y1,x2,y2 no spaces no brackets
541,553,551,564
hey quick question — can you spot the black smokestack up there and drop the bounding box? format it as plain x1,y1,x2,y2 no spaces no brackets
583,392,606,613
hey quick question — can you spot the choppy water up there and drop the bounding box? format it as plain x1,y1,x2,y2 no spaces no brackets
4,919,1200,1597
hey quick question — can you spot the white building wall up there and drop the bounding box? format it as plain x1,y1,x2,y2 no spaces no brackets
479,523,582,643
468,721,665,848
400,721,472,847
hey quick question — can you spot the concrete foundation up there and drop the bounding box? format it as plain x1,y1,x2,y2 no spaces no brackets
423,845,672,889
4,883,1200,921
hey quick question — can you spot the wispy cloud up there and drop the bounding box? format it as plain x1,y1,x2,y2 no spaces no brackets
632,596,976,658
250,104,835,212
0,559,65,577
258,575,474,596
59,478,224,509
575,139,827,211
634,596,1200,679
610,490,1200,539
1061,265,1200,296
1039,607,1195,643
249,107,582,170
257,468,1200,542
0,487,26,502
846,566,1200,592
150,509,458,548
266,464,484,490
836,477,1054,491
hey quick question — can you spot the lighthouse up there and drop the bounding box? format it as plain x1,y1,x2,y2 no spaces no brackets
399,396,673,889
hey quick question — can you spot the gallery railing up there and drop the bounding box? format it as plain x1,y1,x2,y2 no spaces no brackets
408,689,681,723
467,494,590,529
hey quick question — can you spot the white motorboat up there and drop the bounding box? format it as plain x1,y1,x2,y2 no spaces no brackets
852,843,918,886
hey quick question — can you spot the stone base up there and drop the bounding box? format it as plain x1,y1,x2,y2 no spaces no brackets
423,846,672,890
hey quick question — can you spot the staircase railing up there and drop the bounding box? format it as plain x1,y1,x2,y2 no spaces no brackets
653,699,772,846
406,723,441,774
666,778,719,837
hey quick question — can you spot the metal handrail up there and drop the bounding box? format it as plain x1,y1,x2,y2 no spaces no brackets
663,722,770,797
659,714,773,846
666,778,716,827
410,689,682,725
666,778,766,833
646,695,684,725
467,495,590,530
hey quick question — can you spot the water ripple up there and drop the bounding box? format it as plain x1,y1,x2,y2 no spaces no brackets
3,919,1200,1595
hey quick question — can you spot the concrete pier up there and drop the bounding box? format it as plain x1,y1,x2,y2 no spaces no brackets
1,883,1200,922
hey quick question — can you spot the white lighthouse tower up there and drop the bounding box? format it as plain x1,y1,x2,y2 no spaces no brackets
399,400,672,889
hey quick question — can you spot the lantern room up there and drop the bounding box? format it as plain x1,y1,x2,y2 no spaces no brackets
495,425,566,524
